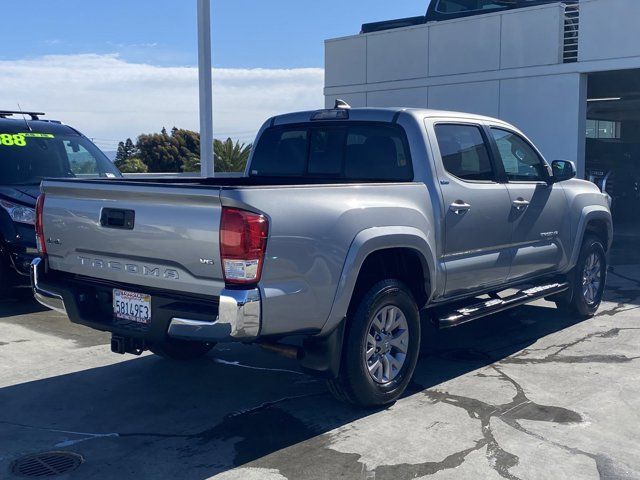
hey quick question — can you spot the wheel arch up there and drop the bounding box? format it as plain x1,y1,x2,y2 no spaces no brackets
568,207,613,270
320,226,436,336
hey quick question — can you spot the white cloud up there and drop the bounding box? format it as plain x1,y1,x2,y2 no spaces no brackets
0,54,324,149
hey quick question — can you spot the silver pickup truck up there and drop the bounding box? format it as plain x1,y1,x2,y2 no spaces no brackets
32,105,612,407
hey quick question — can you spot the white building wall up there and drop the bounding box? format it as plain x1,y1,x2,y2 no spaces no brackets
428,81,500,118
325,36,366,88
325,0,640,170
428,15,502,76
367,28,429,83
579,0,640,62
500,7,563,68
499,73,586,176
367,88,429,108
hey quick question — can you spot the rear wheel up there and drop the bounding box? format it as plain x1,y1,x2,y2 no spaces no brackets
556,235,607,318
327,279,420,407
149,339,215,361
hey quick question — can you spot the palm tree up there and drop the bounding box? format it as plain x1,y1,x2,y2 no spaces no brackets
214,138,252,173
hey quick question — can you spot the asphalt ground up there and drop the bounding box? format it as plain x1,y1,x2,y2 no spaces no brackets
1,243,639,480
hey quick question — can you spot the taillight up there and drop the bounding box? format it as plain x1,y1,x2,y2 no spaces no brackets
220,207,269,285
35,194,46,255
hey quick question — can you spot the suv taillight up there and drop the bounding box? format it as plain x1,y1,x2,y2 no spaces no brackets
220,207,268,285
35,194,46,255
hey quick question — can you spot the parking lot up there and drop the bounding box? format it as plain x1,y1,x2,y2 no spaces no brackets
1,241,639,480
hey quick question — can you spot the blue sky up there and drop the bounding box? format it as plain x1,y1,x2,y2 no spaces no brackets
2,0,428,68
0,0,428,149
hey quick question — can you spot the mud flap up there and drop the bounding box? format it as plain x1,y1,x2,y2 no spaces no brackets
299,318,346,379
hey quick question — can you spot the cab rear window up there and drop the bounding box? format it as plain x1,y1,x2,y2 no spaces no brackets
250,123,413,182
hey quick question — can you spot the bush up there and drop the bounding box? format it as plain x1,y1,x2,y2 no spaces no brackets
116,157,148,173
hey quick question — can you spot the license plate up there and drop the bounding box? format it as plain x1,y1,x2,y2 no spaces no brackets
113,289,151,324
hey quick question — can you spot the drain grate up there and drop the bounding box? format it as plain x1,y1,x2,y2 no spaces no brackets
11,451,84,477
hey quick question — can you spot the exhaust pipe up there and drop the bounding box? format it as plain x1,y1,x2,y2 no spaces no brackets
259,342,303,360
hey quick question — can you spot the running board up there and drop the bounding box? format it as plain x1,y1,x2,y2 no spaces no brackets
437,282,570,329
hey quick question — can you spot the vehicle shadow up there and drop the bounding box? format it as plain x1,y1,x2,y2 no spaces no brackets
0,287,47,318
0,296,629,480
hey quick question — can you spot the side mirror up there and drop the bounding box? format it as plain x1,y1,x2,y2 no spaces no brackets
551,160,577,183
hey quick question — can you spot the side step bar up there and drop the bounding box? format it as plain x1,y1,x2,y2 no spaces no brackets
436,282,570,329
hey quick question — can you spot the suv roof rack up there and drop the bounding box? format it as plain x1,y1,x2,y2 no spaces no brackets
0,110,45,120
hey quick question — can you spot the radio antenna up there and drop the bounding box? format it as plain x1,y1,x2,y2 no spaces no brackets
17,103,33,132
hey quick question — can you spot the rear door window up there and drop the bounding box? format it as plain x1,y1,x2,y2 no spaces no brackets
434,124,496,182
250,123,413,181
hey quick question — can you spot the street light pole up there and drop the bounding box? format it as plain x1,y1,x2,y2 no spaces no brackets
197,0,214,178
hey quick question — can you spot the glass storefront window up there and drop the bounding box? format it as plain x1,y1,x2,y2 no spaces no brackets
586,119,621,139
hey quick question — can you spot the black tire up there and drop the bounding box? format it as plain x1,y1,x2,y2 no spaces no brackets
327,279,421,407
149,339,215,361
556,235,607,318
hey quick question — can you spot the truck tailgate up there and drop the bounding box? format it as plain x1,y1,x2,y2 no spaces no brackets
40,180,225,297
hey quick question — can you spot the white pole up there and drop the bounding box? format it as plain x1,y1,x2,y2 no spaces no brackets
197,0,214,177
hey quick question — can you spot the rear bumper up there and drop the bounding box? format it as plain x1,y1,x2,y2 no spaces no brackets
30,258,261,343
31,258,67,314
167,289,261,342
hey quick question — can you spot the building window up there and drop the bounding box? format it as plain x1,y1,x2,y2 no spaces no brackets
586,119,621,139
435,0,507,14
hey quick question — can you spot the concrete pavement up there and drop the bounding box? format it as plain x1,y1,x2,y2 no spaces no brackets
0,251,638,479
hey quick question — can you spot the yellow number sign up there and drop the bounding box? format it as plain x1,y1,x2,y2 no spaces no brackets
0,132,54,147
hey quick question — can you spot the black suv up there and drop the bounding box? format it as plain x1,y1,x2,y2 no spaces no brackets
0,111,121,294
362,0,579,33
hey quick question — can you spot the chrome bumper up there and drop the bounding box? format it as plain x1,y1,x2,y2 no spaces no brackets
31,258,67,315
168,288,261,342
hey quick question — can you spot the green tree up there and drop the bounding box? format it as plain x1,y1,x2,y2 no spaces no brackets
114,137,137,164
117,158,148,173
136,131,182,172
124,138,136,157
181,156,200,173
115,141,127,163
214,138,252,173
115,129,251,174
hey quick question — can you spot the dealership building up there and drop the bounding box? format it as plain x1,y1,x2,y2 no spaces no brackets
325,0,640,227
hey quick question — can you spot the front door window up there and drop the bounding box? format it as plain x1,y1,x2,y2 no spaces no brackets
491,128,547,182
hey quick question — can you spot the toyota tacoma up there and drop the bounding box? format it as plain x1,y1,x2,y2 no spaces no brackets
31,105,612,407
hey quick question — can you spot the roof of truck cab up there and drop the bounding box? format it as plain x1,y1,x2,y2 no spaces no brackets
0,117,82,136
271,107,512,128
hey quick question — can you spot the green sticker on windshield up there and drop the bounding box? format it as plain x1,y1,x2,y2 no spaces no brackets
22,133,55,139
0,132,54,147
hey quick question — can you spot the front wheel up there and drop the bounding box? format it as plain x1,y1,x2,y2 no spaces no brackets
149,339,215,361
327,279,421,407
556,235,607,318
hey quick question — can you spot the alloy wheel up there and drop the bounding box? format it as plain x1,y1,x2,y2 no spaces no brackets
582,252,603,305
364,305,409,384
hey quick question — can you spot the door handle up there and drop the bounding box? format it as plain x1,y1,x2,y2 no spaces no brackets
512,199,530,210
450,201,472,214
100,208,135,230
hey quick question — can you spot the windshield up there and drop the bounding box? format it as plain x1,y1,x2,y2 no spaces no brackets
0,132,120,185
